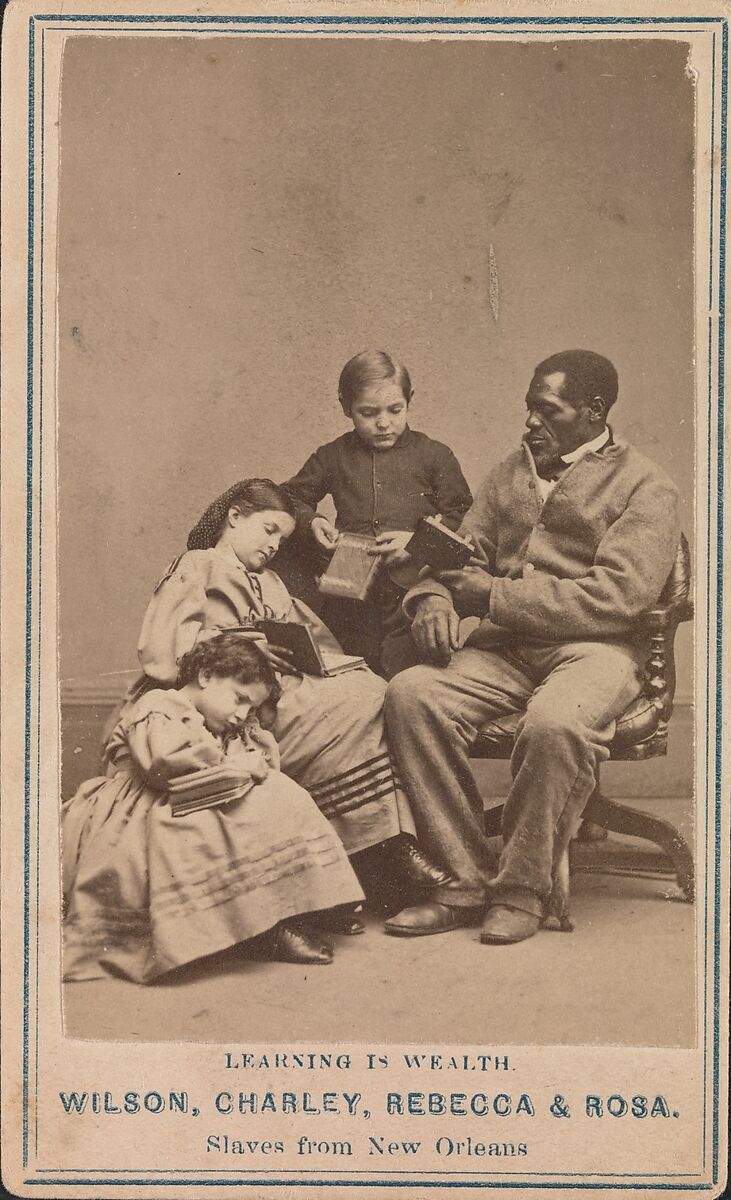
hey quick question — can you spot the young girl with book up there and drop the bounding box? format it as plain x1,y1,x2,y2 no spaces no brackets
281,350,473,675
63,635,364,982
121,478,449,921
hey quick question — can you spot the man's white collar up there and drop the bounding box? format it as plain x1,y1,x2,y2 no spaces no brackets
560,426,610,465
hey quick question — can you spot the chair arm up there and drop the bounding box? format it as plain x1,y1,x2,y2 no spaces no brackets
634,599,693,719
635,599,694,634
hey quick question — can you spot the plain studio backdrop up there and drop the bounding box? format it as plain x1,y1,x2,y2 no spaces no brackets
56,35,694,697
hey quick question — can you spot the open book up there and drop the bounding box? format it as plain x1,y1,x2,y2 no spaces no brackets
317,532,383,601
254,618,365,677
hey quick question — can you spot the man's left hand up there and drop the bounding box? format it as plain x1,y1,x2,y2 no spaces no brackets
436,560,493,617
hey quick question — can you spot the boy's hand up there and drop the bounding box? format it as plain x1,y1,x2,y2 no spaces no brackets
411,595,460,665
436,560,493,617
368,530,413,566
311,516,340,553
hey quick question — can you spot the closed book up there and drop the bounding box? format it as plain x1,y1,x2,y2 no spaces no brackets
169,785,253,817
405,515,474,571
167,765,255,816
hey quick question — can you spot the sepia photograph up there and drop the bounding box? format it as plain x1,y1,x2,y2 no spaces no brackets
1,3,727,1196
56,20,697,1048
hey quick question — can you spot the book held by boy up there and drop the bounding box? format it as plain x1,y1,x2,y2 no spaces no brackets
316,532,383,602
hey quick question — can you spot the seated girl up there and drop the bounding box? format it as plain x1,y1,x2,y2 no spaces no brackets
63,635,364,983
125,478,449,918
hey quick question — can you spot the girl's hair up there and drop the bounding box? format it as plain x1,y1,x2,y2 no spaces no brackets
187,479,296,551
338,350,412,415
176,632,281,707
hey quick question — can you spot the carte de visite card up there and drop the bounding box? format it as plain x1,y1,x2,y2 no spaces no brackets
1,2,728,1197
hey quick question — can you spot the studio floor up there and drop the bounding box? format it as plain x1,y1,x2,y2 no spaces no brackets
63,797,697,1050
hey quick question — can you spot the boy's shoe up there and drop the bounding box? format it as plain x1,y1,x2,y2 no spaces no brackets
388,835,452,889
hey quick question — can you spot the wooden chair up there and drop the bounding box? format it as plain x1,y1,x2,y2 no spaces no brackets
470,535,695,929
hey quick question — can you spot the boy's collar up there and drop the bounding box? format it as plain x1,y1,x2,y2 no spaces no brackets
390,425,414,449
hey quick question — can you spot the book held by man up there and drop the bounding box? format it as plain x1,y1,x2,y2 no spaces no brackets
405,514,475,571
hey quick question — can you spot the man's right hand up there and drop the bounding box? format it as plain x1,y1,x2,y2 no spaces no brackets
310,516,340,553
410,595,460,665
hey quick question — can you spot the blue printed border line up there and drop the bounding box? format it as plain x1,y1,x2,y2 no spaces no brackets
21,11,726,1192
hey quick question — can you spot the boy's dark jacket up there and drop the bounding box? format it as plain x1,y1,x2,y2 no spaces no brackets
283,428,472,537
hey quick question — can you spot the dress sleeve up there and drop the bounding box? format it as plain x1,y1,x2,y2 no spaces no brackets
125,708,224,788
432,445,473,531
137,552,210,684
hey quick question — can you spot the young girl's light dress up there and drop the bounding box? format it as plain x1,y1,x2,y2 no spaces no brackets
125,545,416,855
63,688,363,983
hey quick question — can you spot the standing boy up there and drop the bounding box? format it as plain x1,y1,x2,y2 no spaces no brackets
281,350,472,676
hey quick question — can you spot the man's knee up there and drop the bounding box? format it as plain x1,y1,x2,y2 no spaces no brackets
385,665,443,721
519,703,590,746
517,699,617,770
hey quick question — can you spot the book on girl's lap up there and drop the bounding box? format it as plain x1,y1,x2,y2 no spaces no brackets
167,765,255,817
253,618,366,677
316,532,383,601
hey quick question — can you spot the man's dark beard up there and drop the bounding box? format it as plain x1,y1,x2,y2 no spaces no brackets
528,443,564,480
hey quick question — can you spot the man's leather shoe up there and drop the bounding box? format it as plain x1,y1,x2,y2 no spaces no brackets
479,905,540,945
388,835,452,889
384,901,484,937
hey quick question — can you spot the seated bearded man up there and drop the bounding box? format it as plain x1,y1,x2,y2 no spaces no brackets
383,349,681,945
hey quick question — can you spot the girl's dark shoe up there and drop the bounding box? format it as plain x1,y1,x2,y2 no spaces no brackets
269,922,334,965
314,905,366,936
387,834,452,890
